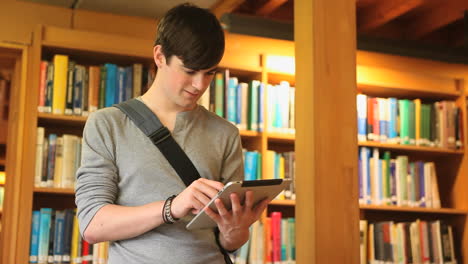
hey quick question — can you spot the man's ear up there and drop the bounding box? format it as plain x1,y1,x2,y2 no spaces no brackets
153,45,166,68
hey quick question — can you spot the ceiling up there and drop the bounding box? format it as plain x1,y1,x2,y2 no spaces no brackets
20,0,468,49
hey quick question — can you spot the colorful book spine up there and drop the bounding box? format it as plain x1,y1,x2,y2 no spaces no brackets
38,208,53,264
29,210,41,263
357,94,367,142
52,55,69,115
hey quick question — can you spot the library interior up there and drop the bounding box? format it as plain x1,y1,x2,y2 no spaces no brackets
0,0,467,263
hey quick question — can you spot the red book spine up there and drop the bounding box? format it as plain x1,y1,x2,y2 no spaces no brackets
271,212,282,263
82,240,90,264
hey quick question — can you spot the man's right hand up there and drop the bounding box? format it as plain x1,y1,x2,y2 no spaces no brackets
170,178,224,219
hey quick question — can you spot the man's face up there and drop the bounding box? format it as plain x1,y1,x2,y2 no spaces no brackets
159,54,217,111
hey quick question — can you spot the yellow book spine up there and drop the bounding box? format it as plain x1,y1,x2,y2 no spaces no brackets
98,242,109,264
71,211,79,264
263,150,275,179
52,54,69,115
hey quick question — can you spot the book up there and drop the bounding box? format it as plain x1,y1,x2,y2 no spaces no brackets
357,94,367,142
35,127,45,187
38,208,53,264
38,61,48,112
52,55,69,115
29,210,41,263
65,61,76,115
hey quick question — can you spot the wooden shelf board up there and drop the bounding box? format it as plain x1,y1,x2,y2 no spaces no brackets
34,187,75,195
270,199,296,206
358,141,464,155
239,130,261,137
42,26,153,59
0,159,5,166
267,132,295,143
360,205,468,215
357,83,461,100
38,113,87,124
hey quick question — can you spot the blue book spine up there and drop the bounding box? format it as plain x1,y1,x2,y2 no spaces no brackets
38,208,52,264
227,77,238,124
53,211,65,263
258,83,264,132
244,151,257,181
366,148,371,204
116,67,125,104
358,158,363,203
356,94,367,142
274,152,280,179
388,98,398,141
125,66,133,101
73,66,83,115
46,134,57,186
249,80,260,131
29,210,41,263
236,83,242,125
104,63,117,107
274,85,282,130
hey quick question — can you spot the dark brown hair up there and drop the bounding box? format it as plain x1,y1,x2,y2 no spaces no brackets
155,3,225,70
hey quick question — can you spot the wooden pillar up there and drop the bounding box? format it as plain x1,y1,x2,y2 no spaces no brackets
294,0,359,263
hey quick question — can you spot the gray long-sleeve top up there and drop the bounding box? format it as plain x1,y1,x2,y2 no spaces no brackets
75,103,244,264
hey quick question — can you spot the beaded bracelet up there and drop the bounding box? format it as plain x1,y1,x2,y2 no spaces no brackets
162,195,179,224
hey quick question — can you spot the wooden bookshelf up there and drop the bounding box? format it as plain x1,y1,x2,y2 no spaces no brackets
8,24,298,264
0,158,4,166
358,141,465,155
356,51,468,263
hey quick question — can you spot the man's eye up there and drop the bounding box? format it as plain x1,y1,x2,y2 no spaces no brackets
185,71,196,75
206,71,216,76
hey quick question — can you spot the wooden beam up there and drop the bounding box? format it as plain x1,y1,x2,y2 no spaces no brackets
256,0,288,16
295,0,359,263
210,0,246,19
407,1,468,39
358,0,423,32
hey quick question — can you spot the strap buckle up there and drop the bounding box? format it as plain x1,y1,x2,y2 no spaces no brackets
149,126,171,145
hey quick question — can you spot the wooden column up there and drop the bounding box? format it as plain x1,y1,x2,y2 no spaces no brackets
294,0,359,263
0,42,29,264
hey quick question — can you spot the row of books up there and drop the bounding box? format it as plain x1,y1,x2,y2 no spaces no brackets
34,128,82,189
30,208,109,264
360,220,457,264
359,147,441,208
37,55,155,116
199,69,295,133
357,95,463,149
233,212,296,264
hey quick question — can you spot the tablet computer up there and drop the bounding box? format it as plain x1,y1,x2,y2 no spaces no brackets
186,179,291,230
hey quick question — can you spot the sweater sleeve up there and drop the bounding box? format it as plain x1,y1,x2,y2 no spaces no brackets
220,129,244,184
75,111,119,236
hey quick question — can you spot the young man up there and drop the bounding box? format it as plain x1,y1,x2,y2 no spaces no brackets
75,3,269,263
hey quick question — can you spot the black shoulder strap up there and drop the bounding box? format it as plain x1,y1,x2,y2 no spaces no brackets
114,98,201,186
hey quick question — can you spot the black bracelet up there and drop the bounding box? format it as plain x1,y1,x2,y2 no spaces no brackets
162,195,179,224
